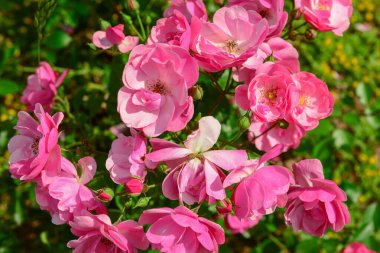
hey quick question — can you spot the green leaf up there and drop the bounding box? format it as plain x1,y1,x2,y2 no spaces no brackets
0,79,20,96
356,82,372,107
134,196,151,209
45,30,72,49
332,129,354,149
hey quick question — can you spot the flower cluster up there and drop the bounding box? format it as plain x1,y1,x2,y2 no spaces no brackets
10,0,356,252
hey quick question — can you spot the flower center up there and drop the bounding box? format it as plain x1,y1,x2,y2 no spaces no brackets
147,80,169,95
224,40,240,55
315,1,330,11
32,138,39,155
299,95,310,106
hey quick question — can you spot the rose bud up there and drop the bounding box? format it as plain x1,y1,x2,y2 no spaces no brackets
125,177,144,195
97,188,114,202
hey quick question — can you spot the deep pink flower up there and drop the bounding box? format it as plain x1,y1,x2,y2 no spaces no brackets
147,116,247,205
248,118,306,152
125,177,144,194
149,11,194,50
224,145,294,219
235,63,293,123
225,214,262,234
343,242,377,253
118,44,198,136
286,72,334,130
295,0,353,36
192,5,268,72
228,0,288,38
139,206,225,253
285,159,350,237
68,211,149,253
93,24,139,53
8,104,63,183
106,130,155,184
21,62,68,112
36,157,106,225
164,0,208,22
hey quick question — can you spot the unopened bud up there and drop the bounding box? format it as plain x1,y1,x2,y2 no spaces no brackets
97,188,114,202
216,199,232,214
305,29,317,40
125,177,144,195
239,115,251,130
190,85,204,100
278,119,289,129
128,0,139,10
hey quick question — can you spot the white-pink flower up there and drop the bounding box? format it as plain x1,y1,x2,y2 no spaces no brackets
68,211,149,253
21,62,68,112
147,116,247,205
118,43,198,137
106,130,156,184
93,24,139,53
192,5,268,72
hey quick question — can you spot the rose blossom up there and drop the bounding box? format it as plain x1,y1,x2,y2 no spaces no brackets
8,103,63,183
92,24,139,53
285,159,350,237
146,116,247,205
224,145,294,219
295,0,353,36
228,0,288,38
225,214,262,234
192,5,268,72
286,72,334,130
21,62,68,112
139,206,225,252
164,0,208,22
118,43,198,136
68,211,149,253
343,242,377,253
36,157,106,224
249,118,306,152
106,130,155,184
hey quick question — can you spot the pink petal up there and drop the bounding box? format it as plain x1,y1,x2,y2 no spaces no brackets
204,160,226,200
78,156,97,184
118,36,139,53
293,159,325,187
92,31,113,49
203,150,247,171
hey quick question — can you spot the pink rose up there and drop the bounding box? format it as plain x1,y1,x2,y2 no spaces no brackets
139,206,225,252
21,62,68,112
164,0,208,22
68,211,149,253
106,130,155,184
285,159,350,237
225,214,261,234
92,24,139,53
192,6,268,72
295,0,353,36
343,242,377,253
118,44,198,136
8,104,63,183
149,10,194,50
236,63,293,122
286,72,334,130
224,145,294,219
249,118,306,152
36,157,106,224
147,116,247,204
228,0,288,38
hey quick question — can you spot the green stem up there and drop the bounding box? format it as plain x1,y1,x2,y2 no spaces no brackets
136,12,147,40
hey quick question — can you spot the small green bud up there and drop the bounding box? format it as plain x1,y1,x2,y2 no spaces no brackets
239,116,251,130
278,120,289,129
190,85,204,100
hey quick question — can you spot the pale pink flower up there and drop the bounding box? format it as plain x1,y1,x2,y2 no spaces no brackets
139,206,225,253
106,130,155,184
8,104,63,183
228,0,288,38
164,0,208,22
343,242,377,253
118,44,198,137
286,72,334,130
285,159,350,237
147,116,247,205
224,145,294,219
295,0,353,36
235,63,293,122
248,118,306,152
149,11,194,50
21,62,68,112
92,24,139,53
36,157,106,225
192,5,268,72
225,214,262,234
68,211,149,253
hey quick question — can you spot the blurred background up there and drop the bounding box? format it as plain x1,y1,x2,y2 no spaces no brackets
0,0,379,252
